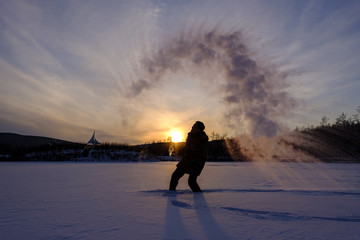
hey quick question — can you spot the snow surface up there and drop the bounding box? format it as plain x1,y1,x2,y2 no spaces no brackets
1,161,360,240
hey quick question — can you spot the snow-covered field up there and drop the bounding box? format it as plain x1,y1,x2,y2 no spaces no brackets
1,161,360,240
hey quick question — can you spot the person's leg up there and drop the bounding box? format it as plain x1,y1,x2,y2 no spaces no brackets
188,174,202,192
169,167,185,190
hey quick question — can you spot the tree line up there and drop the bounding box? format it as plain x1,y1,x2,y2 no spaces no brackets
292,106,360,162
1,106,358,162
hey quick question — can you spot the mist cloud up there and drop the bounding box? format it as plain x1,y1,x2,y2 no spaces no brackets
133,29,297,137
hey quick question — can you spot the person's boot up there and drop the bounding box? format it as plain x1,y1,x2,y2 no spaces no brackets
190,184,202,192
188,176,202,192
169,178,178,191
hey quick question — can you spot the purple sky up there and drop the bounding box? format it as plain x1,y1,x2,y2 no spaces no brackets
1,0,359,144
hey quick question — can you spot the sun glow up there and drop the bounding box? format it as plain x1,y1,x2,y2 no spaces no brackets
169,129,184,143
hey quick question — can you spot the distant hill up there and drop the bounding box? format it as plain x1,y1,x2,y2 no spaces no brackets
0,133,75,149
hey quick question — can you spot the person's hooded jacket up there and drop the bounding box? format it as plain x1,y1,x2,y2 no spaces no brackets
177,130,208,176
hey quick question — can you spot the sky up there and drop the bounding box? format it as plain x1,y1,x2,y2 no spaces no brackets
0,0,359,144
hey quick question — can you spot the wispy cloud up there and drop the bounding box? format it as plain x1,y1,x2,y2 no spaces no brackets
0,0,359,143
0,0,162,142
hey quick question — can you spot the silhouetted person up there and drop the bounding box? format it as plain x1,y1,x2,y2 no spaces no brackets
169,121,208,192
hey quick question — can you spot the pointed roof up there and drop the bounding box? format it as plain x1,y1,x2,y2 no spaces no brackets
87,131,100,145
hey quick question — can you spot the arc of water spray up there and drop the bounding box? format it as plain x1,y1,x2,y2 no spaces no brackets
130,27,304,160
131,28,297,138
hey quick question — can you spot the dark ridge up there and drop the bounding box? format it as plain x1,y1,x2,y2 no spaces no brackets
0,132,75,148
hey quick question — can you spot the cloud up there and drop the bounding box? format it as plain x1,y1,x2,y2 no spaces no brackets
0,0,162,142
1,0,359,144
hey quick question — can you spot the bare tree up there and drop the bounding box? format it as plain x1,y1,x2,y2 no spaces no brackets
353,106,360,124
320,115,330,127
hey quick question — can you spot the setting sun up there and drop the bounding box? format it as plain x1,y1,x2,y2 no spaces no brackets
169,129,184,143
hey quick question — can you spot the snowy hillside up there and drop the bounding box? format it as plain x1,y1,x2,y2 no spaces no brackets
1,162,360,240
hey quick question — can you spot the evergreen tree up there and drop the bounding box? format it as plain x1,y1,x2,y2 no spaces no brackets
335,112,348,127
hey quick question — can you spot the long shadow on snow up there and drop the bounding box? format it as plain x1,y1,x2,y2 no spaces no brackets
141,189,360,197
194,193,231,240
204,189,360,197
161,191,230,239
163,194,191,239
222,207,360,223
